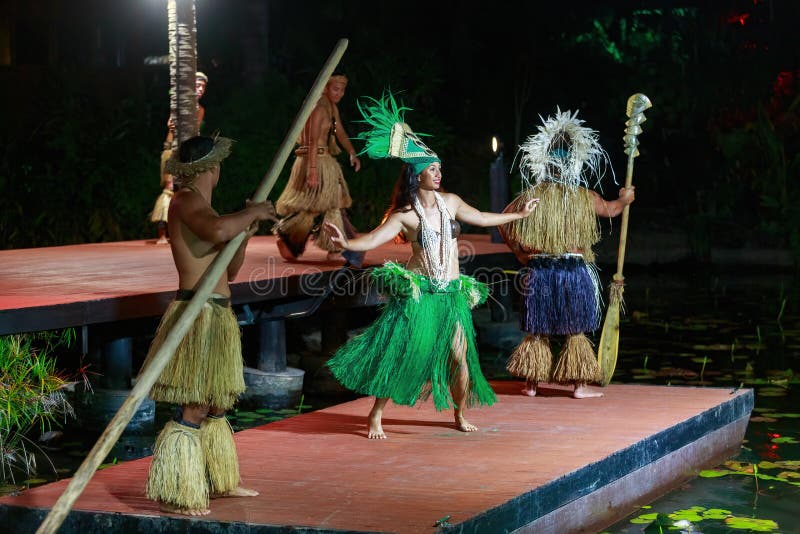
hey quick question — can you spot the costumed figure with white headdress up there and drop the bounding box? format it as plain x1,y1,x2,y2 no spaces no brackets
273,73,364,266
140,135,276,515
324,92,539,439
499,110,635,398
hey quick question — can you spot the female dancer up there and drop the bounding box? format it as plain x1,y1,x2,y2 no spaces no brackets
325,93,537,438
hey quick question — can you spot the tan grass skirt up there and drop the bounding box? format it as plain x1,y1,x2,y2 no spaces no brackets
149,188,173,223
274,152,355,254
141,297,245,410
275,153,352,214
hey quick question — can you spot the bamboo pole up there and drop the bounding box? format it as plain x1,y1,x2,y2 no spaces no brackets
36,38,349,534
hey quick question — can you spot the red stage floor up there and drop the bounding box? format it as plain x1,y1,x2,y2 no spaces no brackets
0,234,513,334
0,382,753,533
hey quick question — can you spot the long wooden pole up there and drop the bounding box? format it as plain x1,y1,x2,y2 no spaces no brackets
597,93,652,386
614,93,652,283
36,38,349,534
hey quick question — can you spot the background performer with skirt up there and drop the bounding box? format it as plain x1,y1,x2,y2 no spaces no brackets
500,109,635,399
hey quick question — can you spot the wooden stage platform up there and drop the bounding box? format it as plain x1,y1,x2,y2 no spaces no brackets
0,382,753,534
0,235,515,336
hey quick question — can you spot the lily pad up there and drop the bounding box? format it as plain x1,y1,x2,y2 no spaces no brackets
701,508,732,520
724,516,779,531
699,468,735,478
756,387,788,397
750,415,777,423
752,407,777,413
629,512,660,524
668,506,705,522
757,461,781,469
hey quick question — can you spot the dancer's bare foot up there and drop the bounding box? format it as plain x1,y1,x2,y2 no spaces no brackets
160,502,210,516
573,384,604,399
367,412,386,439
521,380,537,397
456,415,478,432
155,237,169,245
212,486,259,498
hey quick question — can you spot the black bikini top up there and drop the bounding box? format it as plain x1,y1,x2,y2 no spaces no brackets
415,219,461,243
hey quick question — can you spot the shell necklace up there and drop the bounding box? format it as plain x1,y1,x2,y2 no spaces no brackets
413,192,453,289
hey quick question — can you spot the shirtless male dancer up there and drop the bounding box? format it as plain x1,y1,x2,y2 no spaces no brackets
273,73,364,266
141,135,275,515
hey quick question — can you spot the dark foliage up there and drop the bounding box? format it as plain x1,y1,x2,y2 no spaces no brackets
0,0,797,258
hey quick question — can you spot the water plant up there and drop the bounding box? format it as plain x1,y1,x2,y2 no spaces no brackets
776,298,786,326
629,505,780,532
700,355,708,383
756,325,762,355
295,394,313,415
698,460,800,489
0,330,77,484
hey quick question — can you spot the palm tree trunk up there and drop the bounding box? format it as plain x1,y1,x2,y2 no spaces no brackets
168,0,199,146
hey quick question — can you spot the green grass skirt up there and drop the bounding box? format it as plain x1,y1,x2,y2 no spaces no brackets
328,262,496,411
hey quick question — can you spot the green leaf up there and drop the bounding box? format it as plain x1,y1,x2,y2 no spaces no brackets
771,437,798,444
629,512,660,524
724,516,779,531
698,469,734,478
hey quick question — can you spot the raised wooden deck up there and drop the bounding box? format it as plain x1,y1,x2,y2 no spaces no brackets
0,382,753,533
0,234,514,335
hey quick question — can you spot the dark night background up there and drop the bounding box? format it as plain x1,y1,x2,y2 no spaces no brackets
0,0,797,261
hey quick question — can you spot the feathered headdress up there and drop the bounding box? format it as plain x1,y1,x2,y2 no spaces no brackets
355,91,440,174
517,108,612,191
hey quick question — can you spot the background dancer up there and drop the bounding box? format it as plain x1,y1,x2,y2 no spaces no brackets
325,92,538,439
500,109,635,399
273,73,364,266
151,72,209,245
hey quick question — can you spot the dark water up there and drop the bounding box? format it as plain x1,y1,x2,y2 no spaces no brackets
3,267,800,533
596,268,800,534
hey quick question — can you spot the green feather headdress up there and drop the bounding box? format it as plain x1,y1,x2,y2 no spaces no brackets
355,91,440,174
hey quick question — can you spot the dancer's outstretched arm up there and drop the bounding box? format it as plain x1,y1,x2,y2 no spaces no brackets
324,213,405,252
450,193,539,227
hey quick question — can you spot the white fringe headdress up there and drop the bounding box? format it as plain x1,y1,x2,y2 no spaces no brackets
517,108,612,191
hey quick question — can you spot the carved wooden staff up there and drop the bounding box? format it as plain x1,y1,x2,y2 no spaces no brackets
597,93,652,387
36,38,349,534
